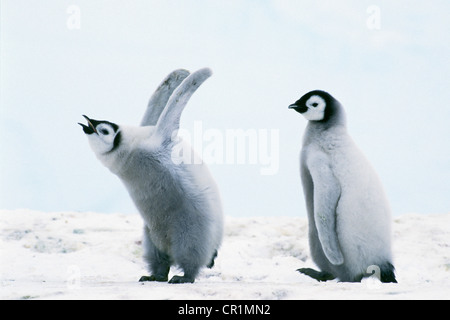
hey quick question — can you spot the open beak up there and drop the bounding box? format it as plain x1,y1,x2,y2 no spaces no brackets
78,115,98,134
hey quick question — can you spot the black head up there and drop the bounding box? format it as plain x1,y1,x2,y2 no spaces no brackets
288,90,345,126
78,115,122,154
78,115,119,135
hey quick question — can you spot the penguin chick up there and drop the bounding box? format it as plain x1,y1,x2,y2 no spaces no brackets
79,68,223,284
289,90,397,283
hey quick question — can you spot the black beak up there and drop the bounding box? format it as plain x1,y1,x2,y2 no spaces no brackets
78,115,97,134
288,103,308,113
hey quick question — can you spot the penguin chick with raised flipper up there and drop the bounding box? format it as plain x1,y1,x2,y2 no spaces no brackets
289,90,397,283
79,68,223,284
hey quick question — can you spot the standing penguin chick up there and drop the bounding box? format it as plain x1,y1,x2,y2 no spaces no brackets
289,90,397,283
79,68,224,284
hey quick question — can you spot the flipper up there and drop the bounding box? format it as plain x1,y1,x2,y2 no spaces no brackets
140,69,190,126
306,151,344,265
297,268,335,282
155,68,212,141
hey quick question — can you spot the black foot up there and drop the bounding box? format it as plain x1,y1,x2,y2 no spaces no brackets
139,275,168,282
207,250,218,269
380,262,398,283
297,268,336,282
168,275,195,284
357,263,398,283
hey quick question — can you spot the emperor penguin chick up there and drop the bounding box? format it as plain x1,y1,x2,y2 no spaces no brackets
289,90,397,283
79,68,223,284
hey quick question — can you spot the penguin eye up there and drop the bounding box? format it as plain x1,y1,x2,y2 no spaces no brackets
100,128,109,135
311,102,318,107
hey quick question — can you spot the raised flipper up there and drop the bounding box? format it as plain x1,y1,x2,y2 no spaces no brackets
155,68,212,141
306,150,344,266
140,69,190,126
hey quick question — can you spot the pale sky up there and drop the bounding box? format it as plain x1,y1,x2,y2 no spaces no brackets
1,0,449,217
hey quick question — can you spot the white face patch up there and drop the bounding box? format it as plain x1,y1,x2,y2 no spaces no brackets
87,123,118,154
303,95,326,121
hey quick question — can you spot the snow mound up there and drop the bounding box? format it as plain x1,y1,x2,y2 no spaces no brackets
1,210,449,299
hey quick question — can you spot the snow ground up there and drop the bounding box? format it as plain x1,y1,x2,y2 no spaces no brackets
1,210,449,300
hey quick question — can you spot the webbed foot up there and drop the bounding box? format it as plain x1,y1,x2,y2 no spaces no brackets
207,250,218,269
138,275,168,282
168,275,195,284
297,268,336,282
